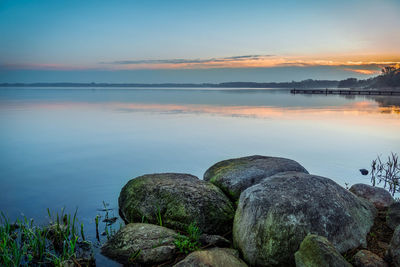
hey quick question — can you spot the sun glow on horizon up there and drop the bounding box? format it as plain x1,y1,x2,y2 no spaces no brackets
2,54,400,75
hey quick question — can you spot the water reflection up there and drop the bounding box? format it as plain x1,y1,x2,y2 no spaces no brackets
0,88,399,266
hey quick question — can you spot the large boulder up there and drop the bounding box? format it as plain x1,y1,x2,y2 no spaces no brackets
388,202,400,230
353,250,388,267
294,234,352,267
101,223,178,265
349,183,394,209
119,173,235,234
203,155,308,200
233,171,377,266
173,248,247,267
389,225,400,267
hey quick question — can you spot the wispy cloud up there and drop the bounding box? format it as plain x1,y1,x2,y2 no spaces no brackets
98,54,400,74
0,63,92,71
2,54,400,77
99,55,273,65
342,68,381,75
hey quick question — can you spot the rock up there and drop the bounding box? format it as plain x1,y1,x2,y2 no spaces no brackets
173,248,247,267
387,202,400,230
61,258,95,267
389,225,400,267
353,250,388,267
101,223,178,265
349,183,394,209
203,155,308,201
119,173,235,234
360,169,369,175
198,234,231,248
233,171,376,266
294,234,352,267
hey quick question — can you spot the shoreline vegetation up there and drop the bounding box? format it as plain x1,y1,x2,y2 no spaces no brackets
2,154,399,266
1,67,399,90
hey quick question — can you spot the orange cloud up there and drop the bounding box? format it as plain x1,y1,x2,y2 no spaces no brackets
3,54,400,74
342,68,381,75
100,54,400,73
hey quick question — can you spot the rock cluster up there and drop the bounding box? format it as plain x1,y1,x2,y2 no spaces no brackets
100,155,398,266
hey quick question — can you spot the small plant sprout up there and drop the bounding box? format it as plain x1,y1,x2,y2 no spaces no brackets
81,223,85,241
174,222,201,254
155,206,163,226
129,249,141,263
95,215,100,241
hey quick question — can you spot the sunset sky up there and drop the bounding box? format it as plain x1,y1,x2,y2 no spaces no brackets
0,0,399,83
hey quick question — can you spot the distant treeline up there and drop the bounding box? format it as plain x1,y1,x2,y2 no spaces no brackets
1,66,399,89
0,80,339,88
338,66,400,89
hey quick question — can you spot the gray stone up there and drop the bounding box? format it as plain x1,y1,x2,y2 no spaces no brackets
350,183,394,209
353,249,388,267
389,225,400,267
101,223,178,265
233,171,377,267
388,202,400,230
294,234,352,267
119,173,235,234
173,248,247,267
203,155,308,201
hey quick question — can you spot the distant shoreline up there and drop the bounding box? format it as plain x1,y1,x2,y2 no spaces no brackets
0,81,339,88
1,80,398,90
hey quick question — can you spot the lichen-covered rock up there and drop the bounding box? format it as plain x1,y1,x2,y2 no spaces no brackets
353,250,388,267
388,202,400,230
119,173,235,234
203,155,308,200
294,234,352,267
389,225,400,267
101,223,178,265
350,184,394,209
173,248,247,267
233,171,376,267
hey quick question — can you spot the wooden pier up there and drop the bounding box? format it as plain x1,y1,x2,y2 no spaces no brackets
290,89,400,96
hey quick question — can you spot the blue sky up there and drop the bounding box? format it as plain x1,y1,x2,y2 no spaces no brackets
0,0,399,82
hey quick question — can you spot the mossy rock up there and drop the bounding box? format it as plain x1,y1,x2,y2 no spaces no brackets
295,234,352,267
173,248,248,267
101,223,178,265
119,173,235,234
204,155,308,201
233,172,376,266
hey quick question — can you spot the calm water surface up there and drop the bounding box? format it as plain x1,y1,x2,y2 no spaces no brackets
1,87,400,265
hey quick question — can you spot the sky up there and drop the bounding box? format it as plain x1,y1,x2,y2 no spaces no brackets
0,0,399,83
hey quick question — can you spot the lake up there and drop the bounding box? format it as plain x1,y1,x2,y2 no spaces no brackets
1,87,400,265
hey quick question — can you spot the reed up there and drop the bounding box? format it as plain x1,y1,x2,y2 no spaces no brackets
0,209,93,266
371,152,400,196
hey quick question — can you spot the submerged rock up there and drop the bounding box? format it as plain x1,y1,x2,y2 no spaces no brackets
388,202,400,230
118,173,235,234
350,183,394,209
173,248,247,267
101,223,178,265
353,250,388,267
233,171,376,266
203,155,308,200
294,234,351,267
